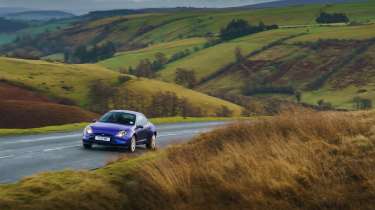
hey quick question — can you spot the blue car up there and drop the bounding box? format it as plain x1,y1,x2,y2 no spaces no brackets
82,110,157,152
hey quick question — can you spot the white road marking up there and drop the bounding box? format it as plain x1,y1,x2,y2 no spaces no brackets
19,134,82,143
0,155,14,159
2,134,82,145
43,144,80,152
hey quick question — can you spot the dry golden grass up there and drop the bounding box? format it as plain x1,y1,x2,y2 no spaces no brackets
126,109,375,210
1,109,374,210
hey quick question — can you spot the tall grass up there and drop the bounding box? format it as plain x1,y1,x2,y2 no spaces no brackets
0,110,374,210
126,109,375,210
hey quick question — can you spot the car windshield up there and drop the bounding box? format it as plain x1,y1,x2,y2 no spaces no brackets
99,112,136,126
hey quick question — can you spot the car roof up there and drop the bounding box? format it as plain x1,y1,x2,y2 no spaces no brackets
109,110,144,117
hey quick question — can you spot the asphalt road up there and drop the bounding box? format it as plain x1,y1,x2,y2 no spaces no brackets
0,121,227,183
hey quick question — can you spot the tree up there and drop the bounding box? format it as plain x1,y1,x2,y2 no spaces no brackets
317,99,333,110
220,19,252,41
316,12,349,24
87,80,115,113
235,47,245,62
295,91,302,103
154,52,168,65
220,19,277,41
169,49,192,62
70,42,116,64
73,45,88,63
135,59,155,78
353,97,372,110
175,68,197,88
179,98,203,118
150,92,180,117
216,106,233,117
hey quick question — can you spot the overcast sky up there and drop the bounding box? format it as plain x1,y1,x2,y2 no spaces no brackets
0,0,277,14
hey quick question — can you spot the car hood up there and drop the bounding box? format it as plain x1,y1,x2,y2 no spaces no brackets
90,122,134,135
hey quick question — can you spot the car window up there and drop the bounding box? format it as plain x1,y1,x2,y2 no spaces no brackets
137,115,148,126
99,112,136,125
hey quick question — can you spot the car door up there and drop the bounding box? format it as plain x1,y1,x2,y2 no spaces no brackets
143,116,154,138
135,115,148,142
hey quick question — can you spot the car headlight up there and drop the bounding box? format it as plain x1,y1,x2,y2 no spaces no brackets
115,130,127,138
84,126,93,135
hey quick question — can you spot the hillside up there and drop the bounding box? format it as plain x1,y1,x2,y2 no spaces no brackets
157,28,306,82
0,82,98,128
195,24,375,109
0,18,74,46
3,0,375,58
0,110,374,210
0,57,242,117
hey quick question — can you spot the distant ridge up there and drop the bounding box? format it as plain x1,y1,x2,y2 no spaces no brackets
0,7,29,16
244,0,361,8
4,10,75,21
83,0,360,19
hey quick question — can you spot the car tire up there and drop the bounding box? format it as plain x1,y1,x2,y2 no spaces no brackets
83,143,92,149
128,136,136,153
146,134,157,150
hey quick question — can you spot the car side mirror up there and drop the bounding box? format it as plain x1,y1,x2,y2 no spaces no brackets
136,125,144,129
92,119,97,123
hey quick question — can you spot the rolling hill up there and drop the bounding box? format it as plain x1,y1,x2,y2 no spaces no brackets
0,57,243,117
3,0,375,58
195,24,375,109
0,81,98,128
1,0,375,115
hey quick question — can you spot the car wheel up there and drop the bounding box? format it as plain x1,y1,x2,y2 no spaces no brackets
146,134,157,150
83,143,92,149
128,136,136,153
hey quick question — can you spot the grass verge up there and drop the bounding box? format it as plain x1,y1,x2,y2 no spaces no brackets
0,123,90,137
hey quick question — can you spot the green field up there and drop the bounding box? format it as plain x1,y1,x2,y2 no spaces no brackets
100,38,206,70
287,23,375,43
158,28,307,82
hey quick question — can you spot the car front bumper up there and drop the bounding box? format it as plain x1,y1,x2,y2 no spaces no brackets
82,134,131,146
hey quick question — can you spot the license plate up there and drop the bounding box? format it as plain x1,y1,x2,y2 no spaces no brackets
95,136,111,142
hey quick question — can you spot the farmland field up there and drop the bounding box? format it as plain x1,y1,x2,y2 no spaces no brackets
158,28,307,81
100,38,206,70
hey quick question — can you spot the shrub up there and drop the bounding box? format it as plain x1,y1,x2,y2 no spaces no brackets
215,105,233,117
220,19,278,41
316,12,350,24
117,75,132,85
175,68,197,88
353,97,373,110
